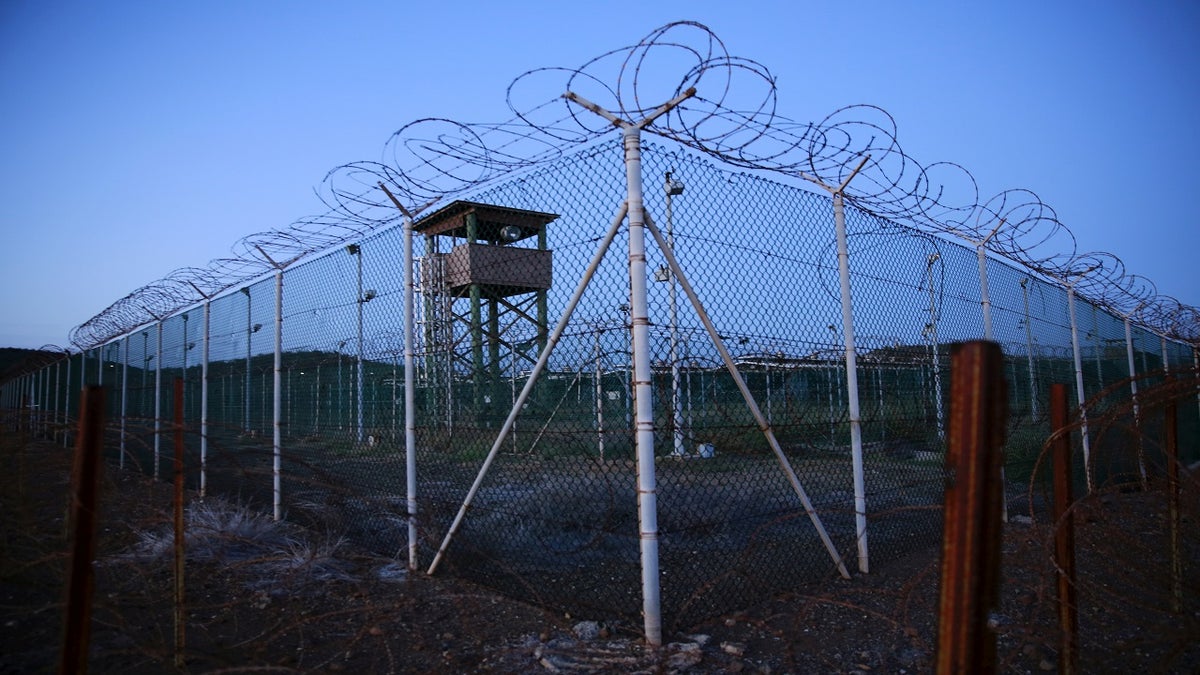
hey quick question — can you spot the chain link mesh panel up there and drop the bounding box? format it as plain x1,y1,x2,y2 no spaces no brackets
4,138,1199,632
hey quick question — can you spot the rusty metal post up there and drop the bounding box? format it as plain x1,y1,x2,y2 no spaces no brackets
1050,383,1078,674
936,341,1007,675
60,386,105,675
1164,396,1181,614
172,378,186,666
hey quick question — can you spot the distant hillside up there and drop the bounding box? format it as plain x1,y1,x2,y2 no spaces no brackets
0,348,63,384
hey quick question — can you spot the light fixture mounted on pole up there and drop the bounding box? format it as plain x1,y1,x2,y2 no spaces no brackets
662,170,686,458
925,251,944,441
347,243,374,445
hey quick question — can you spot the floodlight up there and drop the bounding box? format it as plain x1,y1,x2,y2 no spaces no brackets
499,225,523,242
654,266,670,282
666,178,684,196
363,289,377,302
346,243,361,255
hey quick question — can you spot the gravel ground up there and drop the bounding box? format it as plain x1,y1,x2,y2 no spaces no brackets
2,437,1198,673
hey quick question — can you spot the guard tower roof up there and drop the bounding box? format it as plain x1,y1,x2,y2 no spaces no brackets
414,200,559,243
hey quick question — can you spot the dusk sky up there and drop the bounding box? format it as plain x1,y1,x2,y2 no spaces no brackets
2,1,1197,350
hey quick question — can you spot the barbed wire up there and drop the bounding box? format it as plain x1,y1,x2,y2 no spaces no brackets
68,21,1198,350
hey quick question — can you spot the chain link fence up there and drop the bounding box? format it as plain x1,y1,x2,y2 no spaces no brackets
5,139,1198,631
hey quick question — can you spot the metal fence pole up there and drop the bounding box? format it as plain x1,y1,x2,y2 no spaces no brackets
40,366,49,437
62,351,72,448
926,252,945,441
378,184,432,573
273,269,283,521
1194,347,1199,424
403,213,419,569
347,243,366,445
182,313,190,418
120,336,129,469
935,341,1006,674
1065,279,1093,493
802,155,871,573
621,123,663,644
61,385,105,675
200,299,210,497
562,87,693,645
1123,316,1146,486
172,377,186,666
1019,279,1039,419
52,360,61,444
155,320,164,480
1050,383,1079,674
664,171,686,457
242,287,253,434
974,235,1009,522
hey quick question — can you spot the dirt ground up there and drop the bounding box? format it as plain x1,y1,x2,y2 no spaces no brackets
2,436,1198,674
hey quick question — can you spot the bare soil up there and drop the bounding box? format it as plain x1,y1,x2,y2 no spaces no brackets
2,437,1197,673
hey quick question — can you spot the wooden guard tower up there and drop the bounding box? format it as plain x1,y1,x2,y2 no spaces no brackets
415,200,558,416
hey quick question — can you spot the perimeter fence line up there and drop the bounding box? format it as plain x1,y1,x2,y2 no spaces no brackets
4,140,1199,635
3,22,1200,640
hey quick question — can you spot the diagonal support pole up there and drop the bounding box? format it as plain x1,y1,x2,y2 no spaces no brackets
426,202,629,576
645,212,851,579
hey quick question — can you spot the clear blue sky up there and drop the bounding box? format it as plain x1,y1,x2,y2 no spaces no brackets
2,0,1197,350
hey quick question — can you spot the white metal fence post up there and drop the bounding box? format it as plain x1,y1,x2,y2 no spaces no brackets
923,252,946,442
833,189,870,573
242,287,253,434
274,269,283,521
1066,277,1094,493
974,224,1007,521
378,185,434,572
348,243,367,445
403,216,418,569
120,336,129,469
1019,279,1039,419
40,366,49,437
1123,315,1146,485
664,171,686,457
155,320,164,480
62,351,72,448
802,155,871,574
560,87,693,644
53,359,61,444
201,299,210,497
